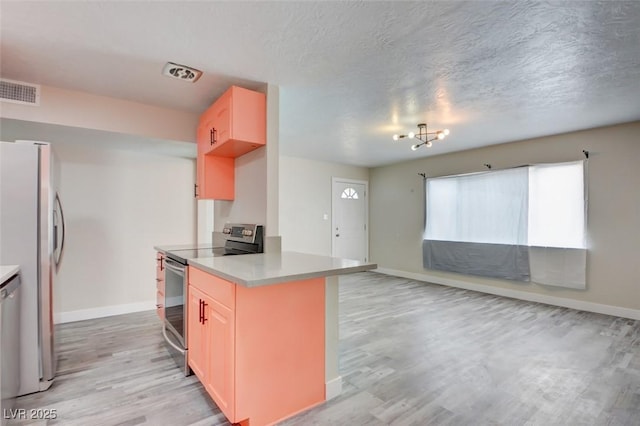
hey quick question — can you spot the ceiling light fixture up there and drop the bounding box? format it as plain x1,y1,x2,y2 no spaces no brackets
393,123,450,150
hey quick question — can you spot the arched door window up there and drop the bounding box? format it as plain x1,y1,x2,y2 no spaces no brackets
341,187,359,199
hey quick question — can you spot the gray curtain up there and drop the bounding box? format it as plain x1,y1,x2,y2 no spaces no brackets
423,240,530,281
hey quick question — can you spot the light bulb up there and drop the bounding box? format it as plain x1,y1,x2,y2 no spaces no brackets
437,132,445,140
392,134,399,141
408,132,415,139
411,144,420,151
426,141,433,147
443,129,450,136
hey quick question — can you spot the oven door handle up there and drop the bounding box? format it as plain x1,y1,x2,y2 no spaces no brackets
162,325,186,355
164,258,186,275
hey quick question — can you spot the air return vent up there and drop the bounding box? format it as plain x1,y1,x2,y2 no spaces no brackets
0,78,40,105
162,62,202,83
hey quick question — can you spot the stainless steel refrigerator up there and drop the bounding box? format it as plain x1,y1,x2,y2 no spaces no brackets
0,141,65,396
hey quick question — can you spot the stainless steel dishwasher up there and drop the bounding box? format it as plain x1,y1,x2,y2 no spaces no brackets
1,273,21,426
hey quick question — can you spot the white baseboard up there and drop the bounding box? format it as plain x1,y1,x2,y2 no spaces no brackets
325,376,343,400
374,267,640,321
54,300,156,324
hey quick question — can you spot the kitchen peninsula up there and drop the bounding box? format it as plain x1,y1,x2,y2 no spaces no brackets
158,245,376,426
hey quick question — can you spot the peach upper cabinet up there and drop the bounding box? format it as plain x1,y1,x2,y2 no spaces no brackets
195,86,266,200
195,149,234,201
200,86,266,157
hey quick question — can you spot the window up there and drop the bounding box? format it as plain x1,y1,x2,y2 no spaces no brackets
423,161,586,288
425,167,529,245
528,162,585,249
341,187,359,199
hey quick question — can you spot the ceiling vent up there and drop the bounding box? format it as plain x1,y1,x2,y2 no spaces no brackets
0,78,40,106
162,62,202,83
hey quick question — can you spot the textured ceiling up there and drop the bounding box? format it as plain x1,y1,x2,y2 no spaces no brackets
2,1,640,167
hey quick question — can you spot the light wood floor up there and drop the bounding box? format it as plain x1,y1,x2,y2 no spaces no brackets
10,272,640,425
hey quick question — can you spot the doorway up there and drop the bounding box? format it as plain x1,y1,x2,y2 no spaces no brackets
331,178,368,262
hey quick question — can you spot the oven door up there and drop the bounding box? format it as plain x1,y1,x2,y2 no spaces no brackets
162,256,191,375
163,257,187,348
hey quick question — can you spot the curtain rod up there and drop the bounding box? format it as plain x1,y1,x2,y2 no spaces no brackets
418,150,589,180
419,164,529,180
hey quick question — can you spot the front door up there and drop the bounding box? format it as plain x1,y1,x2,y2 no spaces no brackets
332,179,368,262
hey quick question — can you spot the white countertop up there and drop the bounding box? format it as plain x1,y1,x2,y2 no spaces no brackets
188,251,377,287
0,265,20,284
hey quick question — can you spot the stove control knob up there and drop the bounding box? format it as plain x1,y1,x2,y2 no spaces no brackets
223,228,231,234
242,229,253,236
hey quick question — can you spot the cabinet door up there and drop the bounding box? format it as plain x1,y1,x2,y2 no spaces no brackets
195,153,204,199
202,86,266,158
196,109,235,200
195,122,207,199
156,252,165,278
156,253,165,319
156,290,164,320
211,90,231,149
197,155,234,200
202,91,231,155
204,296,236,421
195,128,235,201
187,286,208,381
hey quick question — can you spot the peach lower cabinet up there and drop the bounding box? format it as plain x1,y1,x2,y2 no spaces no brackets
187,252,377,426
155,252,165,320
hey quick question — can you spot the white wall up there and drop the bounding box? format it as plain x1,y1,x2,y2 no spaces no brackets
265,84,280,238
52,141,196,322
370,121,640,316
2,84,199,143
197,200,215,245
279,156,369,256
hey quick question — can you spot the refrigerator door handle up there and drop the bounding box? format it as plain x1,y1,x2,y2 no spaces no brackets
53,210,59,252
54,192,66,270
